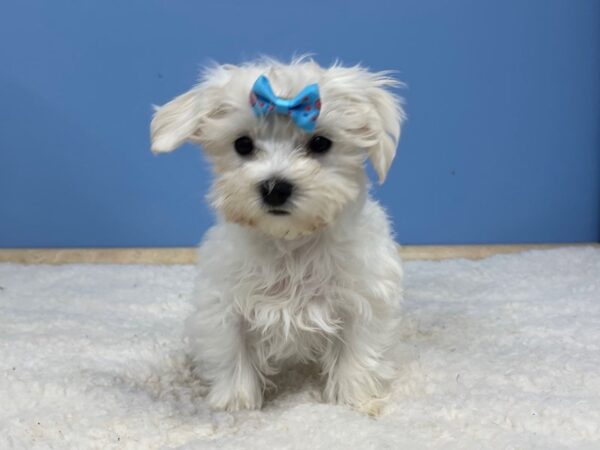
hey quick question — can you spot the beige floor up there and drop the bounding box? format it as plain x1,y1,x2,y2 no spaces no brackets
0,244,595,264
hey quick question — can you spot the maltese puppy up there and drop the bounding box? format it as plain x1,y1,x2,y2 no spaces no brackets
151,57,405,414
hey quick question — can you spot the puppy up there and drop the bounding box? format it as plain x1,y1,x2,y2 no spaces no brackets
151,57,405,414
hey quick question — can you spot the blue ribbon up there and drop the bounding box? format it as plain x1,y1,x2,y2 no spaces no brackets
250,75,321,132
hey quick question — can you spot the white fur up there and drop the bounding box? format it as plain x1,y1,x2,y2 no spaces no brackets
150,57,406,413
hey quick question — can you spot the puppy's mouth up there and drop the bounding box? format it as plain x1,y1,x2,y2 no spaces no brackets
268,209,291,216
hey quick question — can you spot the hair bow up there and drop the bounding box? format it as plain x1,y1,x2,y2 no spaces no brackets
249,75,321,132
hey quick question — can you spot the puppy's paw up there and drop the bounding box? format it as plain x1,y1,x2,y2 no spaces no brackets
206,378,263,412
353,396,387,417
323,375,389,416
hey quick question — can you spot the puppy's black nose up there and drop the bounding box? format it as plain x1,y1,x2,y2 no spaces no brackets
259,178,294,207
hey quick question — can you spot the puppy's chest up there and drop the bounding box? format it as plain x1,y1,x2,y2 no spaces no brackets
237,254,343,335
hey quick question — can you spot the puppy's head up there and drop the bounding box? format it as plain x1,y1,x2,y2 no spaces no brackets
151,58,405,240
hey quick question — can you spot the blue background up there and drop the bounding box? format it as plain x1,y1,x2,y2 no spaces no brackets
1,0,599,247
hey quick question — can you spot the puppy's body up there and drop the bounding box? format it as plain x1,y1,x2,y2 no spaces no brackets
188,193,403,412
151,58,405,413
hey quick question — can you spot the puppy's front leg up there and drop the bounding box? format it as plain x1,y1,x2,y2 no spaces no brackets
188,310,263,411
322,318,396,415
206,347,263,411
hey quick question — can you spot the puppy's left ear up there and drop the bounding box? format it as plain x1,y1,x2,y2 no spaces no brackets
364,75,405,184
151,89,202,153
150,64,234,153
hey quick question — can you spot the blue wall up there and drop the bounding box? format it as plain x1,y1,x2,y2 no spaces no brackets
1,0,599,247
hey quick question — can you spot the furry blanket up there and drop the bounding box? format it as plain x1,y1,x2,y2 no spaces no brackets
1,247,599,448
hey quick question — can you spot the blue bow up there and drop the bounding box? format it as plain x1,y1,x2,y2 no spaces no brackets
250,75,321,132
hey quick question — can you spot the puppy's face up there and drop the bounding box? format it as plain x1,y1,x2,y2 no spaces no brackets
151,59,404,240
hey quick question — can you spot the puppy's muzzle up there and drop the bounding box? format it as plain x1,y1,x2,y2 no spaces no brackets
259,178,294,209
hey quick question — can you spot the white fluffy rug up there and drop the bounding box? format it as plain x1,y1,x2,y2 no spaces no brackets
1,247,600,449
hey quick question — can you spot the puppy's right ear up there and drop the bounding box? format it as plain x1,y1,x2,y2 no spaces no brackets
150,89,202,153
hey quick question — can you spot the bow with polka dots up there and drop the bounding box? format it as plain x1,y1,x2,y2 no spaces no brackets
249,75,321,132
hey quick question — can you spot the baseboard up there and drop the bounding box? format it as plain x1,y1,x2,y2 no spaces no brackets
0,244,596,264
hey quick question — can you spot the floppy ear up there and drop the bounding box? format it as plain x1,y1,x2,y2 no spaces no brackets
364,75,405,184
150,64,234,153
150,89,202,153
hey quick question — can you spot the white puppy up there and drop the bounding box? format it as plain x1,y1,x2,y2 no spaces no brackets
151,57,405,414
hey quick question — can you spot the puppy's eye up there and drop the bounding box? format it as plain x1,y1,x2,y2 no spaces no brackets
234,136,254,156
307,136,332,154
